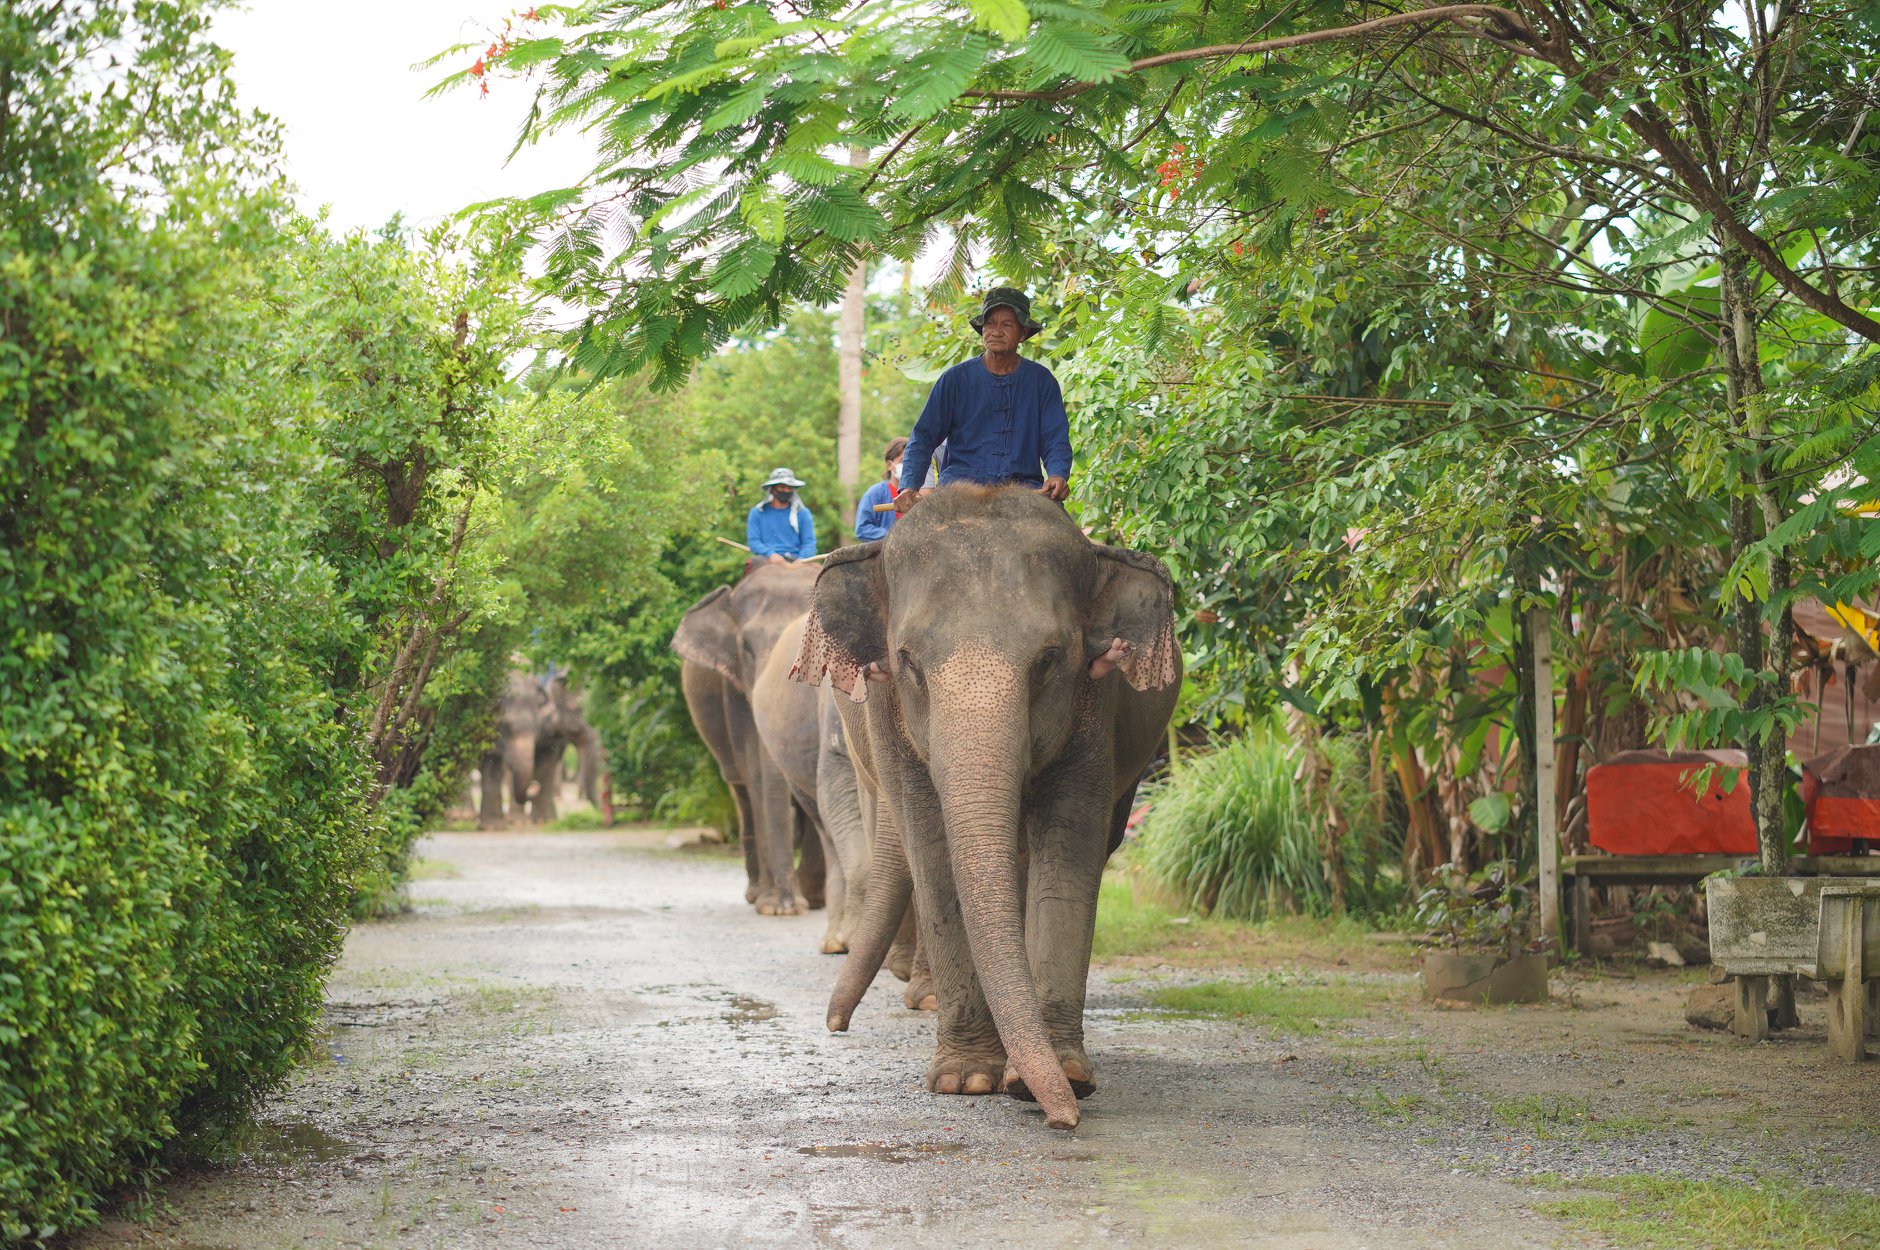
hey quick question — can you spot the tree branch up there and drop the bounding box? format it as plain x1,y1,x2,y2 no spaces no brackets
960,6,1546,102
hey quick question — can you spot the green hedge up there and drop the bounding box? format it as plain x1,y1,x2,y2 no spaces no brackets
0,7,372,1231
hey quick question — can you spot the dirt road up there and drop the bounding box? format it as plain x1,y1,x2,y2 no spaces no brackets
73,829,1880,1249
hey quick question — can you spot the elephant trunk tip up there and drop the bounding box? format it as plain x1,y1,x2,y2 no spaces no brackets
827,1013,850,1033
1045,1100,1080,1131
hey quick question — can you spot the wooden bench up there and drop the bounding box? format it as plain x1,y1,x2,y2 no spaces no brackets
1563,854,1880,958
1707,877,1880,1059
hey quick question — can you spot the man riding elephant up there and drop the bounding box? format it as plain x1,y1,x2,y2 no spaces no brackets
896,287,1072,512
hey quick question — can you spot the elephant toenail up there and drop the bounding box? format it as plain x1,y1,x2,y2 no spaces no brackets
963,1073,994,1095
935,1073,962,1094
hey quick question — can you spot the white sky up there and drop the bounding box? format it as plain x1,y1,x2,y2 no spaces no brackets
216,1,598,232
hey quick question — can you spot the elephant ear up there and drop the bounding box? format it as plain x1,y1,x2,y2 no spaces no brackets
792,544,886,701
671,584,744,690
1089,546,1179,691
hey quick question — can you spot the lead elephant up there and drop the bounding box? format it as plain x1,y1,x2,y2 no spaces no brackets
674,563,825,915
792,487,1179,1130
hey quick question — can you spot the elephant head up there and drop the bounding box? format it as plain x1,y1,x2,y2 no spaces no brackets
497,669,559,807
792,487,1177,1129
672,563,821,696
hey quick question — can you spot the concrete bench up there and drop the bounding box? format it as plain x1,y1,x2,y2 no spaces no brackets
1707,876,1880,1058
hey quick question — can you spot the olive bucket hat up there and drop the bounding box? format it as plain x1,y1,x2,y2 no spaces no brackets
763,467,806,488
969,286,1044,337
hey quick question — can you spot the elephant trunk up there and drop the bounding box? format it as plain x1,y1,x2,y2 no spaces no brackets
929,684,1080,1131
505,733,537,807
827,804,912,1031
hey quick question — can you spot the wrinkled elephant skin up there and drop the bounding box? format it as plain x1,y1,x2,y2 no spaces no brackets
794,486,1180,1131
673,564,824,916
752,614,874,953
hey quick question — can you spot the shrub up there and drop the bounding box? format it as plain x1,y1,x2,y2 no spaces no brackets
0,5,369,1236
1137,719,1402,920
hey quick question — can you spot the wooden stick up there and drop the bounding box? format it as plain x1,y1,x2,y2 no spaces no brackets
714,536,752,552
872,502,898,512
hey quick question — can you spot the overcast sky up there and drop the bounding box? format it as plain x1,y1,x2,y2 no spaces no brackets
217,1,597,232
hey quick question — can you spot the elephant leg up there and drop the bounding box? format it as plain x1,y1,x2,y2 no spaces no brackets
817,745,870,953
1003,778,1118,1102
730,782,760,904
795,801,828,911
887,895,918,981
814,816,846,953
478,757,506,830
826,793,914,1032
902,925,937,1013
753,756,802,915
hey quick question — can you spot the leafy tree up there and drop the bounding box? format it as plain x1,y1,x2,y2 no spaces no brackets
459,0,1880,871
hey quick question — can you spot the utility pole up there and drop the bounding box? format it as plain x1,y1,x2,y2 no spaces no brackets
837,145,868,530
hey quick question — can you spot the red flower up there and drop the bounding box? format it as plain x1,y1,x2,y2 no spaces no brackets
1233,241,1244,256
470,58,486,76
523,6,540,17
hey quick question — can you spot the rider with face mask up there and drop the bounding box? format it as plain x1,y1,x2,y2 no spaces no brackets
746,467,818,566
853,437,940,542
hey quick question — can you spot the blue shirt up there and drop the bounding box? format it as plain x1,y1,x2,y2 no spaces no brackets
746,500,817,559
854,480,898,542
901,357,1072,491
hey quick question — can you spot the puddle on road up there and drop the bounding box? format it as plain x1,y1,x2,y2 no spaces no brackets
797,1141,970,1164
223,1118,355,1165
724,993,779,1024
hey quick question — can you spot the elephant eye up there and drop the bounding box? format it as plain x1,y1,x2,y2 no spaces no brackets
897,649,923,687
1034,647,1062,678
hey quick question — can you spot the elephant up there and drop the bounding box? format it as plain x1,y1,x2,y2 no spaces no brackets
791,486,1180,1130
533,671,606,823
477,668,606,826
478,669,561,829
673,563,827,915
752,614,870,951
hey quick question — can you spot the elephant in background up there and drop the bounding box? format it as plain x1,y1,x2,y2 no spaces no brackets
477,668,605,827
534,671,605,823
674,563,826,915
479,669,560,829
794,487,1180,1130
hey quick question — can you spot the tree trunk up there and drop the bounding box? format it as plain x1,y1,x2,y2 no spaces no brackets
837,145,869,531
1718,246,1791,876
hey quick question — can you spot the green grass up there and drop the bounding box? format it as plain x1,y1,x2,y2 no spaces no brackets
1092,873,1419,972
1535,1177,1880,1249
1352,1086,1427,1123
407,857,460,881
1491,1094,1674,1142
1136,722,1401,920
1142,973,1391,1031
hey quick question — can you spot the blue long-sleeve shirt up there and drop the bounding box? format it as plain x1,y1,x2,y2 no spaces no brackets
746,500,817,559
854,480,898,542
901,357,1072,492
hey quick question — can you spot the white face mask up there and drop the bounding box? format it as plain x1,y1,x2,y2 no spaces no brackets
890,461,903,479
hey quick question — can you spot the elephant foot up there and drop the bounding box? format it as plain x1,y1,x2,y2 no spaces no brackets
1003,1050,1096,1102
754,892,806,917
927,1045,1008,1096
902,973,937,1013
820,929,849,955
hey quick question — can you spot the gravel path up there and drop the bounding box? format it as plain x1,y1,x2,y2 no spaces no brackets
68,829,1880,1249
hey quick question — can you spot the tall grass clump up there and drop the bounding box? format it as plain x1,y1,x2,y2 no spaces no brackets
1137,718,1401,920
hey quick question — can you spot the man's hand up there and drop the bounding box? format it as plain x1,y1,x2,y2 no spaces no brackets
895,487,923,514
1042,476,1069,502
767,552,787,565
